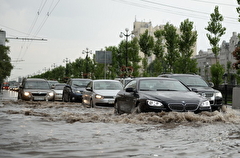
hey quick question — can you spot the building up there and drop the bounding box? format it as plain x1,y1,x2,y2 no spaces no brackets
195,32,239,83
132,20,197,64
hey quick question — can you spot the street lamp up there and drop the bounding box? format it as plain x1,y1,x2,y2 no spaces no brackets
82,48,92,58
82,48,92,78
63,58,70,77
119,28,134,67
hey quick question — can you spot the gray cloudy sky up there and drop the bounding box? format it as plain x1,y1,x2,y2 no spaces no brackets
0,0,239,81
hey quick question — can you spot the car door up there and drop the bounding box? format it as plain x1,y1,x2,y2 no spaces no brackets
63,79,71,101
82,81,93,105
118,80,137,113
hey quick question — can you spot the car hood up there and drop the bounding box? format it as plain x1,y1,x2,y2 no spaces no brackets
94,90,121,96
187,86,218,93
140,91,204,103
23,89,52,93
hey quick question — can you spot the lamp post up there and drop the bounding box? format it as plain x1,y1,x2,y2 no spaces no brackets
63,58,70,77
119,28,134,67
82,48,92,78
51,63,57,79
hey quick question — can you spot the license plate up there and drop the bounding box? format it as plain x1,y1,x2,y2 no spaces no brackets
34,97,45,101
108,100,114,104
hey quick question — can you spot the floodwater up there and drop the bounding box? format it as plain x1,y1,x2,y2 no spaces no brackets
1,90,240,158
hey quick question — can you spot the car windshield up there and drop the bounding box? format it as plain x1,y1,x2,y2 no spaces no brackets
54,85,65,90
173,76,209,87
25,81,50,89
139,79,189,91
94,81,123,90
72,80,90,87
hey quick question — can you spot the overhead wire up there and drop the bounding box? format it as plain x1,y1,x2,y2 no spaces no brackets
18,0,60,60
112,0,239,24
13,0,60,73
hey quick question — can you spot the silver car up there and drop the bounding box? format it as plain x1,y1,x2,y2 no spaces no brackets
52,83,66,101
82,80,123,107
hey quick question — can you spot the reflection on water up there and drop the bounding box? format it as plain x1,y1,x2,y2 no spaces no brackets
1,98,240,157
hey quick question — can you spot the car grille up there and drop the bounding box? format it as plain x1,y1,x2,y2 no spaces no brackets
168,103,199,111
32,92,47,96
198,92,214,97
104,96,114,99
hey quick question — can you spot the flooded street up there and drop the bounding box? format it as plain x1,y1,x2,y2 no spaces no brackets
1,90,240,158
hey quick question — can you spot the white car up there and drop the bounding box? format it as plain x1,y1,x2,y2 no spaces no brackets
52,83,65,101
82,80,123,107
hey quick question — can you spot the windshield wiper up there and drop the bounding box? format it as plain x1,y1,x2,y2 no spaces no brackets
73,84,85,87
156,89,177,91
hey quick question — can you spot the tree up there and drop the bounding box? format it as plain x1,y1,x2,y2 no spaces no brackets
127,37,141,77
151,29,165,76
0,45,13,84
205,6,226,62
210,62,224,88
237,0,240,22
178,19,198,73
163,22,179,73
139,29,154,76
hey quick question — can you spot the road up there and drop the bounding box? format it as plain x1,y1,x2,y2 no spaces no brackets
1,90,240,158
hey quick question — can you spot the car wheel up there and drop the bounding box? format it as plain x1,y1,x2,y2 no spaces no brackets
90,99,95,108
68,94,72,102
17,93,21,100
114,101,121,114
131,103,141,114
63,93,67,102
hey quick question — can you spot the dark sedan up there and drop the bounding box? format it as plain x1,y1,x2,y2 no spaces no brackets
114,77,211,114
62,78,91,102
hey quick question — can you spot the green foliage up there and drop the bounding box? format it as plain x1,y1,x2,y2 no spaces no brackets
177,19,198,73
0,45,13,83
163,22,179,73
139,29,154,76
237,0,240,22
210,62,225,87
139,30,154,57
205,6,226,61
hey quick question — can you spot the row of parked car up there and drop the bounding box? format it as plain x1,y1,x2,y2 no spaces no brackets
17,74,223,113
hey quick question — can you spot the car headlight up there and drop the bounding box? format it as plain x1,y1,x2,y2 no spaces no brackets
48,92,54,97
214,91,222,98
73,89,81,93
24,92,30,96
200,100,210,107
147,100,163,107
95,94,104,99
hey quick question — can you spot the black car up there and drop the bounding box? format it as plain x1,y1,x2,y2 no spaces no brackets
114,77,211,114
62,78,91,102
158,74,223,111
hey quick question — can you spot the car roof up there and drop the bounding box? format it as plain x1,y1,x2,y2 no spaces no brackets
70,78,91,80
159,74,201,77
133,77,178,81
93,79,121,82
24,78,47,81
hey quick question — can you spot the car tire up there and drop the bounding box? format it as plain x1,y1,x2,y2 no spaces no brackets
68,94,72,102
63,93,67,102
90,99,95,108
131,103,141,114
114,101,121,114
17,93,21,100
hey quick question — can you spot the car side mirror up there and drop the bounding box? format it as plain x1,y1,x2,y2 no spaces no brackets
191,88,198,93
126,87,134,92
19,85,23,88
86,87,92,91
208,82,214,87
